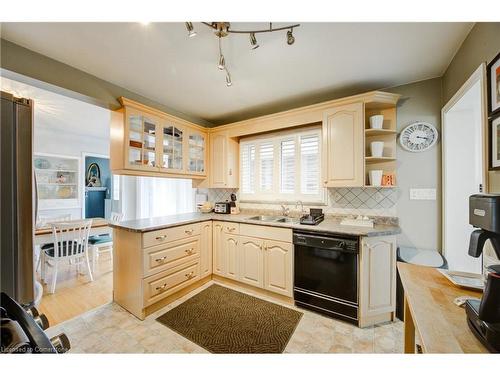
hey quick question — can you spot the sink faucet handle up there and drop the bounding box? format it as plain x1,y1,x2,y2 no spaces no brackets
280,204,290,217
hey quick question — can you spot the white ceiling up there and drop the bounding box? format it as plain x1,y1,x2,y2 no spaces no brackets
0,76,110,139
1,22,473,125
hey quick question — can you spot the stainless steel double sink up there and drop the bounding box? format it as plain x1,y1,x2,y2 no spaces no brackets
247,215,299,224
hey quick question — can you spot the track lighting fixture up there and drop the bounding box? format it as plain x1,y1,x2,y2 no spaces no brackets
185,22,197,37
185,22,300,86
249,33,259,50
287,29,295,45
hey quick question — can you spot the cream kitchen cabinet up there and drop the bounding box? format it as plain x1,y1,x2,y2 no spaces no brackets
200,221,213,278
212,221,225,276
209,132,239,188
111,97,208,179
224,233,239,280
359,235,397,327
263,240,293,297
322,102,364,187
239,236,264,288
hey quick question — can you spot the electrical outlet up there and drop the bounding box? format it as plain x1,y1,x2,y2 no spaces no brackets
410,188,436,200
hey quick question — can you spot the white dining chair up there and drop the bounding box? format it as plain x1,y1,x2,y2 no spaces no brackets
40,220,94,294
89,212,124,273
35,214,73,273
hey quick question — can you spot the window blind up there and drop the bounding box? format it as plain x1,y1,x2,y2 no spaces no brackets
241,143,255,193
280,139,295,194
300,134,320,195
259,142,274,192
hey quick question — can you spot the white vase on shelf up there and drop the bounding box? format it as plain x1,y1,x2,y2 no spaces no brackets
370,141,384,157
369,170,383,186
369,115,384,129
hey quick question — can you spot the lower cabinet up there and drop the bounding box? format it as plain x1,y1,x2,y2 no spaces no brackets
212,222,293,298
263,240,293,297
200,221,212,278
224,233,239,280
239,236,264,288
213,221,225,276
359,235,397,327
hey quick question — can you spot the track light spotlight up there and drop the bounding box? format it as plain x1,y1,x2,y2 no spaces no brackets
185,22,197,37
218,54,225,70
286,29,295,45
225,71,232,87
249,33,259,50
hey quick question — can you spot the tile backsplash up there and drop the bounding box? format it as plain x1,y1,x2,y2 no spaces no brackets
197,187,398,217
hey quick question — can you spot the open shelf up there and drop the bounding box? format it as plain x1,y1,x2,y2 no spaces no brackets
365,129,397,136
365,157,396,164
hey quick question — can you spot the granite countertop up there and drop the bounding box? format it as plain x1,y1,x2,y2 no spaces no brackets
109,212,400,237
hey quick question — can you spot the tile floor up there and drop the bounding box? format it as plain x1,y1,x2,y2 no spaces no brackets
45,281,404,353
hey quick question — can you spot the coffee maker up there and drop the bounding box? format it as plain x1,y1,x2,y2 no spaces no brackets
466,194,500,353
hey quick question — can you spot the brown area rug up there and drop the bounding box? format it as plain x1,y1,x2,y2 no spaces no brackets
156,284,303,353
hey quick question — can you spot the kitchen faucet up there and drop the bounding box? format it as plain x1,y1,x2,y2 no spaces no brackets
296,200,306,215
280,204,290,217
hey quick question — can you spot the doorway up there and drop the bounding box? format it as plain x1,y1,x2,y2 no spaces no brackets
442,64,488,273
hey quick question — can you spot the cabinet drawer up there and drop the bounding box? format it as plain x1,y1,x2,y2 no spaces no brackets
239,224,292,242
142,223,201,248
222,222,239,235
143,261,200,307
143,237,200,277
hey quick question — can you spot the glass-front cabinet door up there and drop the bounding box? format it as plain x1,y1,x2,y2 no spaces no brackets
188,131,206,175
160,122,184,172
125,109,159,171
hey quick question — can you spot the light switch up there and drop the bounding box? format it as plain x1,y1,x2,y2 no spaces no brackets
410,188,436,200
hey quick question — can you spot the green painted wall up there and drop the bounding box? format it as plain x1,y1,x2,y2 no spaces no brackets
0,38,212,127
442,22,500,105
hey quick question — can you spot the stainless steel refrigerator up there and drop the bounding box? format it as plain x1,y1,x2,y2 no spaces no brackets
1,90,35,306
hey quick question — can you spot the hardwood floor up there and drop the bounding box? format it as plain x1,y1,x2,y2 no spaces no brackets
37,253,113,326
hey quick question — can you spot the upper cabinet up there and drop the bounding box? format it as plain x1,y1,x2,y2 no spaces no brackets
111,98,208,180
209,132,239,188
322,102,365,187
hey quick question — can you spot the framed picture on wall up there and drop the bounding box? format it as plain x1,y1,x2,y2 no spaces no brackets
490,115,500,170
487,52,500,117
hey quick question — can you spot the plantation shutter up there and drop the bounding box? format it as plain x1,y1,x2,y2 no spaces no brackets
259,142,274,192
300,134,320,195
241,143,255,193
280,139,295,194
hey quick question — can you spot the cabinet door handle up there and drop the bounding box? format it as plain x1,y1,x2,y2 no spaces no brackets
185,271,195,279
184,229,194,235
155,283,168,291
155,235,167,241
155,256,168,263
184,248,194,254
228,168,232,176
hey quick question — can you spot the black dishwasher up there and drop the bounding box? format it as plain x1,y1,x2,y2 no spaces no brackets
293,230,359,324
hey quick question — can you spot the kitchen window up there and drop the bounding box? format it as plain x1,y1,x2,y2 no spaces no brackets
239,127,324,203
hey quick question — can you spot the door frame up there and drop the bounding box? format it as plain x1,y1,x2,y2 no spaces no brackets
81,152,110,219
441,63,488,263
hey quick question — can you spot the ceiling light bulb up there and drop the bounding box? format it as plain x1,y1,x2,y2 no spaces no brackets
226,72,232,87
218,55,225,70
287,29,295,45
250,33,259,50
185,22,197,37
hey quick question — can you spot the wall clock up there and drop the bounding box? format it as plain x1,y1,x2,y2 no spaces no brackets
399,121,439,152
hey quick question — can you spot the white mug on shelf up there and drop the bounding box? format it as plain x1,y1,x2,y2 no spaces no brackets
369,170,383,186
370,141,384,157
369,115,384,129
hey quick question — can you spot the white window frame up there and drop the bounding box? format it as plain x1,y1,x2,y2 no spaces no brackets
239,126,325,204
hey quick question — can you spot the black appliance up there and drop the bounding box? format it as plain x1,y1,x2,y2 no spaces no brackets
214,201,231,214
299,208,324,225
465,194,500,353
1,292,70,353
293,230,359,324
1,91,35,305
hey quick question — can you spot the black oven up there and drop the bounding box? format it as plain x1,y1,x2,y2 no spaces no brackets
293,230,359,324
